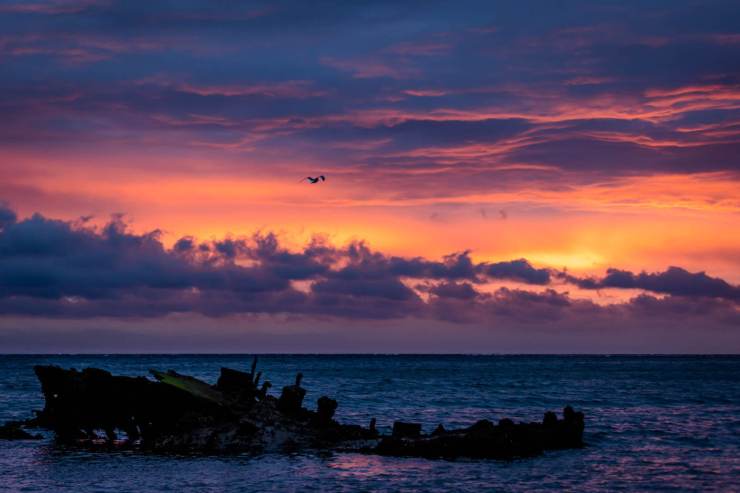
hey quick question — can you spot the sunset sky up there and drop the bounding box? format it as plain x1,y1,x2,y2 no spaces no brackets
1,0,738,352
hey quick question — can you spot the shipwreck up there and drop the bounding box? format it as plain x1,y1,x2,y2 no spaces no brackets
2,359,585,460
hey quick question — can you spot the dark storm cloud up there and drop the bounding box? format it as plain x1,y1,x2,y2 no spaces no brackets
428,281,479,300
0,203,17,230
0,212,290,301
566,267,740,302
477,259,551,285
0,206,737,326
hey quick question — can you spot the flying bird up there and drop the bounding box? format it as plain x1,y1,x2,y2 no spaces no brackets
301,175,326,184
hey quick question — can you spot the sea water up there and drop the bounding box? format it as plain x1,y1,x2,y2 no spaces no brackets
1,355,739,492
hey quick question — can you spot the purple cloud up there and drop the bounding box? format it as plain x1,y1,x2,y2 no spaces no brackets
1,0,739,197
564,267,740,302
0,205,737,328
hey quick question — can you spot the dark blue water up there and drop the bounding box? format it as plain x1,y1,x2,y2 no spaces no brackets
1,355,739,492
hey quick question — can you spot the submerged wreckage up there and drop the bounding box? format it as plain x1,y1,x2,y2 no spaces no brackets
4,359,585,459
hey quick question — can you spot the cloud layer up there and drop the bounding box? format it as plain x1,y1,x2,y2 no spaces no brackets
1,0,738,200
0,205,737,333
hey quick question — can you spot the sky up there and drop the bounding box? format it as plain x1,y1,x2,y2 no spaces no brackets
0,0,739,353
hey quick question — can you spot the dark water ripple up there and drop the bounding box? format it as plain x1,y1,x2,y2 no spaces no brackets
1,355,739,492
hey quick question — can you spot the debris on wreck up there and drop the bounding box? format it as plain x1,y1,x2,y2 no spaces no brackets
2,359,585,459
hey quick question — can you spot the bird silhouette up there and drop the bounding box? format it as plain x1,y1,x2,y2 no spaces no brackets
301,175,326,184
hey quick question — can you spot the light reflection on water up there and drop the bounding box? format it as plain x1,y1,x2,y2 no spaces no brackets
1,355,739,492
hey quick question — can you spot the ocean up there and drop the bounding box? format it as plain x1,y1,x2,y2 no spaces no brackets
1,355,738,492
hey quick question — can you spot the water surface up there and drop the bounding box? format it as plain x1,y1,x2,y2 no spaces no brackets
1,355,738,492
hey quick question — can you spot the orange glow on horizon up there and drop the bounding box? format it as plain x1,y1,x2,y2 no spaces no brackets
2,151,738,285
